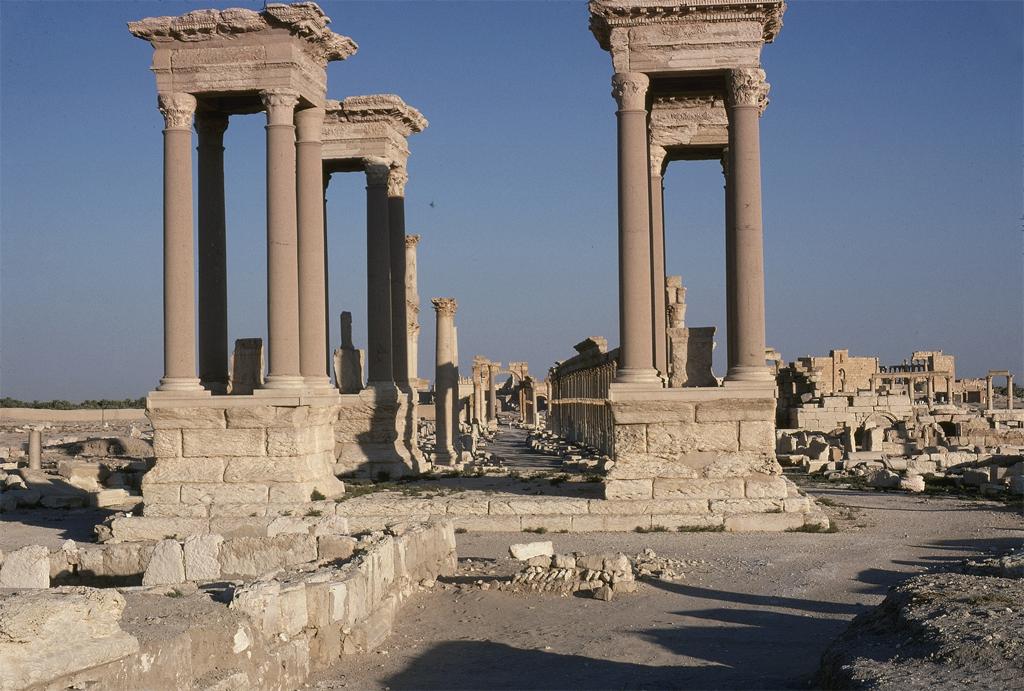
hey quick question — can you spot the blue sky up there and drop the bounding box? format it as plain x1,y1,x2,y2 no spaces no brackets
1,1,1021,400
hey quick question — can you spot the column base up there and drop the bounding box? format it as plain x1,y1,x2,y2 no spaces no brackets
201,379,229,395
725,365,775,383
157,377,205,392
262,374,306,390
613,367,664,385
302,375,334,393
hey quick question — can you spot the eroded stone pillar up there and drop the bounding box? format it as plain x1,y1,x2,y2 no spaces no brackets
405,234,421,386
1008,375,1015,410
488,364,498,424
196,111,229,394
261,90,303,389
432,298,457,464
986,375,994,410
452,325,461,440
725,68,773,382
365,159,393,384
388,168,410,388
157,93,202,392
295,106,330,389
611,72,659,384
28,429,41,470
650,145,668,378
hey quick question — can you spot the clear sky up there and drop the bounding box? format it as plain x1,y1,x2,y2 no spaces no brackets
1,1,1021,400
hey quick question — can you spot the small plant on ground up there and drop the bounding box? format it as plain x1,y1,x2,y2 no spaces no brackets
815,496,840,507
786,522,839,533
454,527,468,534
166,588,183,598
677,524,725,533
524,526,548,534
635,525,669,533
310,489,326,501
305,509,322,517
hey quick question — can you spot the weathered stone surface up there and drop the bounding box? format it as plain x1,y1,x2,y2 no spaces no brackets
152,429,183,457
107,516,209,542
724,512,806,532
606,456,701,479
653,478,744,499
489,498,589,515
647,422,739,455
739,420,775,452
610,400,695,424
0,587,138,690
142,539,186,585
148,407,226,430
603,478,654,500
744,474,789,499
267,426,323,457
184,534,223,581
710,498,784,514
183,429,266,457
144,456,226,484
180,483,269,505
223,455,332,483
318,535,357,562
509,541,554,561
225,405,310,429
219,535,318,577
695,398,775,423
140,481,182,503
613,424,647,454
0,545,50,588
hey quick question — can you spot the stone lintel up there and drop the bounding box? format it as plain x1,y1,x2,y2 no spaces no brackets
651,94,728,151
147,390,341,410
321,95,427,172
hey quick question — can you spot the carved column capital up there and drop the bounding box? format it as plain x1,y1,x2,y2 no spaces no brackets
649,144,667,178
194,110,228,138
363,157,391,186
158,92,197,130
727,68,770,113
260,90,299,125
431,297,457,316
611,72,649,111
720,146,730,178
387,165,409,197
405,233,421,248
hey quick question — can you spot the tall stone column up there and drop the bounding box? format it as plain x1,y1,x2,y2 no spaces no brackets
487,364,499,424
946,376,954,404
295,106,330,389
365,159,393,384
725,68,773,382
405,234,421,385
986,375,994,410
431,298,457,464
261,90,303,389
196,111,229,393
611,72,660,384
323,175,332,376
722,148,737,372
472,368,483,424
388,168,410,388
452,325,461,440
650,145,668,378
1008,375,1015,410
157,93,202,392
926,376,934,405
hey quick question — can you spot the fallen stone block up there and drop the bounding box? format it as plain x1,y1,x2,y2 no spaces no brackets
142,539,186,585
0,546,50,588
509,541,554,561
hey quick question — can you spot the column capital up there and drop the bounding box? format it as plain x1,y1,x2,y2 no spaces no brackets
405,233,421,248
431,297,457,316
260,90,299,125
720,146,730,177
611,72,649,111
387,165,409,197
726,68,770,113
158,92,197,130
294,106,325,141
194,110,228,138
364,157,391,187
649,144,667,178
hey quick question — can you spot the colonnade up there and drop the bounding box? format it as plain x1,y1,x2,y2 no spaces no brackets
431,298,458,463
610,68,773,386
986,371,1015,411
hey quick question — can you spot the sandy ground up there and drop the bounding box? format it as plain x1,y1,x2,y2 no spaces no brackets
311,488,1022,690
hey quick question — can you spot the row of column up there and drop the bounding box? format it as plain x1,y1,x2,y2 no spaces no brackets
986,374,1015,410
611,68,772,386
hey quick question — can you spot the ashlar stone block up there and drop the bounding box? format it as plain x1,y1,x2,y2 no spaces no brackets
183,429,266,457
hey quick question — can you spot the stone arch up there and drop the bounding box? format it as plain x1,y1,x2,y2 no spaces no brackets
855,412,899,449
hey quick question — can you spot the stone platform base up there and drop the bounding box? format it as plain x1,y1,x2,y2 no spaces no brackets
142,392,345,519
335,385,427,479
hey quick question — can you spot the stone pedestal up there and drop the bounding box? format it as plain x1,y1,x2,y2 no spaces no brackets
334,385,426,479
143,394,345,520
333,312,364,394
668,327,718,388
229,338,264,395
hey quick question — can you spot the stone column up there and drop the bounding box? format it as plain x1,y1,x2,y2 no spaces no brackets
323,175,332,375
388,167,410,388
157,93,202,392
28,429,41,470
452,325,461,439
530,386,539,427
1008,375,1015,410
295,106,330,389
611,72,660,385
650,145,668,378
488,364,498,423
432,298,457,464
405,234,421,385
725,68,773,382
986,375,994,410
259,91,303,389
722,148,738,372
472,369,484,424
196,111,229,394
926,376,934,405
946,376,954,404
365,158,393,384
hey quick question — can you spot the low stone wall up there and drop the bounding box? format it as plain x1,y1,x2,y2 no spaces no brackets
0,521,456,691
143,395,345,519
0,408,148,423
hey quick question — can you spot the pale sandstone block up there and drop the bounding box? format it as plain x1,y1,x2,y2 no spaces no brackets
183,429,266,458
610,400,695,424
783,496,813,513
143,502,209,518
278,583,309,637
657,514,725,530
603,515,652,531
208,517,273,538
694,398,775,423
319,536,357,562
647,499,713,515
488,498,590,515
647,422,739,454
587,498,709,515
142,539,186,585
267,515,311,537
223,456,332,483
508,541,554,560
180,483,269,505
607,457,700,480
141,481,182,503
100,543,155,576
230,581,284,635
570,514,607,532
342,570,369,626
152,430,183,458
739,421,775,452
107,516,209,542
268,482,324,504
267,427,320,457
521,515,572,532
209,503,268,518
703,453,781,478
219,535,317,578
311,515,350,536
328,581,349,623
184,534,223,581
744,475,789,499
442,497,491,516
148,407,226,430
710,498,784,514
613,424,647,454
653,478,744,499
225,405,309,429
723,512,806,532
145,456,226,485
602,479,654,500
451,515,521,531
0,546,50,588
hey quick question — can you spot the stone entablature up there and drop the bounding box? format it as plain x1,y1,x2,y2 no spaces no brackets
650,95,728,161
322,94,428,175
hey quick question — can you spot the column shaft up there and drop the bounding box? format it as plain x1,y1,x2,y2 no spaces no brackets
365,161,393,384
650,168,668,377
488,367,498,422
388,174,410,387
723,149,738,372
196,112,229,393
432,298,457,463
295,107,329,388
405,235,421,384
157,93,202,391
611,73,659,384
